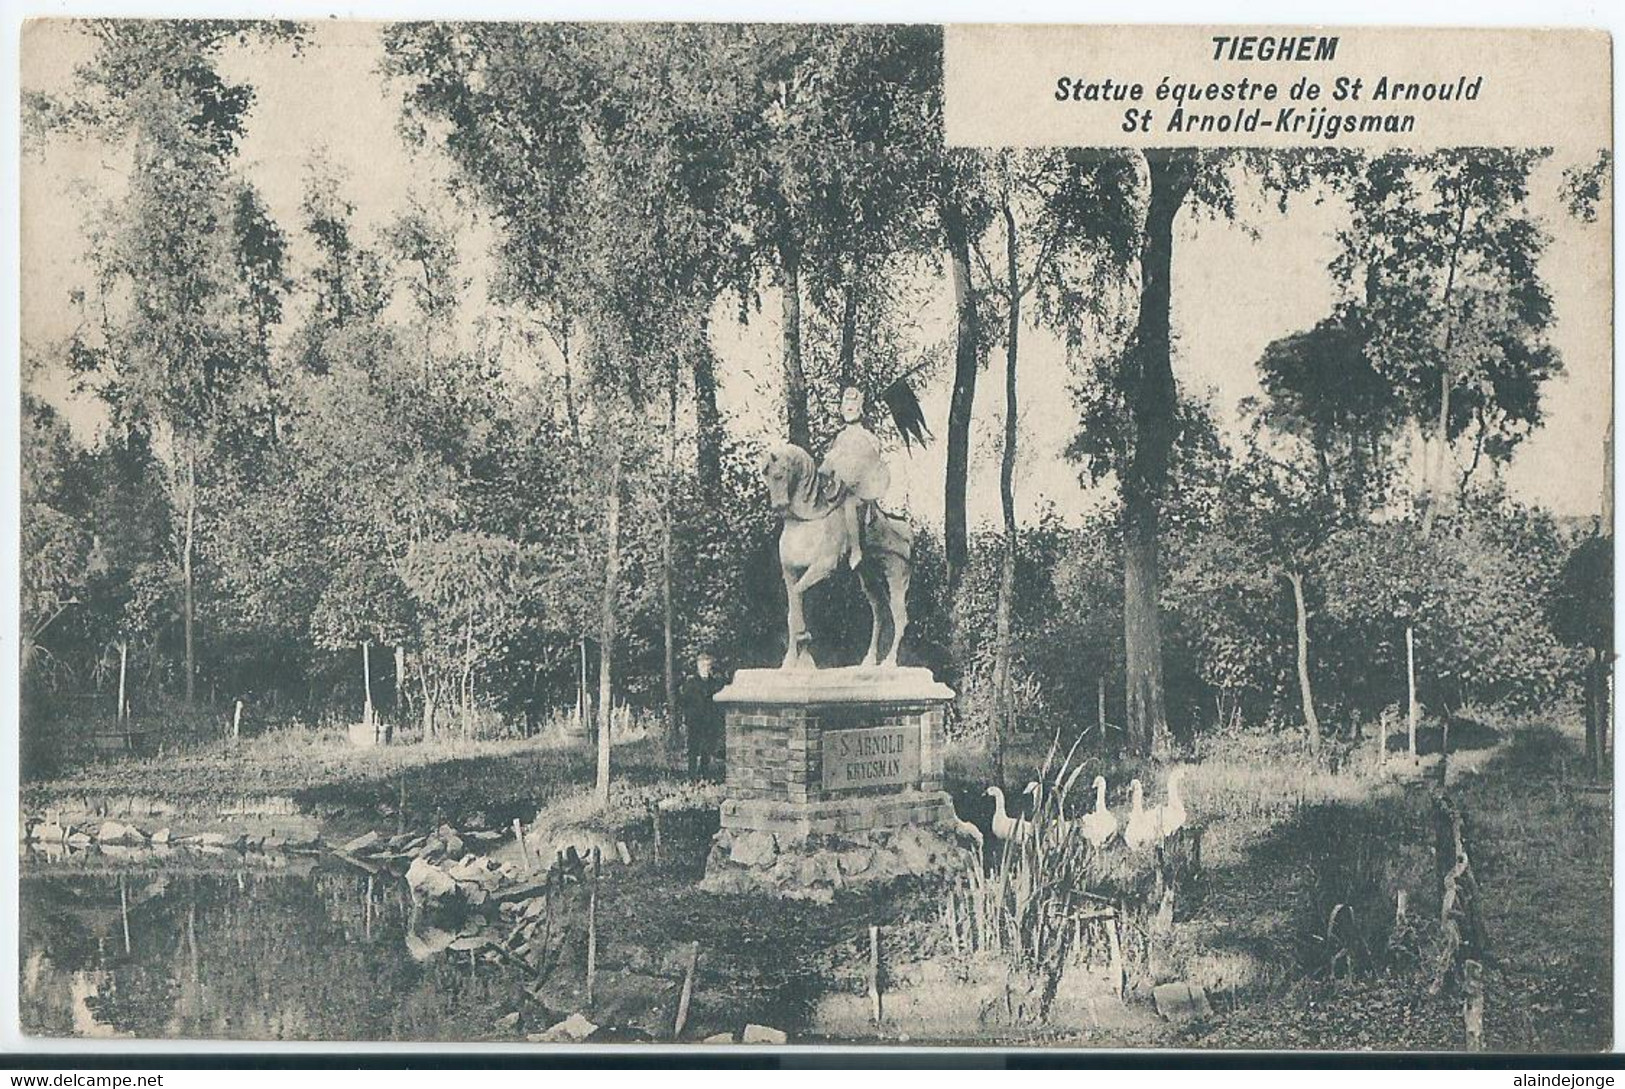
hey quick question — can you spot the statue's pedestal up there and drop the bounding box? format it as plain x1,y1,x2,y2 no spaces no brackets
701,667,973,901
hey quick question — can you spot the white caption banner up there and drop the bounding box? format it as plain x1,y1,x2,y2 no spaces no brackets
943,25,1612,150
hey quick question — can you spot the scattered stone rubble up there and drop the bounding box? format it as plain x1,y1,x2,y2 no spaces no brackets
21,815,324,853
701,823,978,903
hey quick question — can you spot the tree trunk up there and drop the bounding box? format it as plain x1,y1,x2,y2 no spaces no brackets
117,640,128,723
182,447,197,705
662,360,678,750
992,202,1022,780
993,550,1015,783
1285,571,1320,752
1423,365,1455,536
941,199,981,594
692,317,723,497
780,244,810,449
1598,650,1611,778
463,616,475,733
597,447,623,808
394,645,406,723
1587,645,1609,778
362,639,374,732
839,270,861,388
1407,624,1419,758
1097,675,1107,742
1583,649,1598,773
578,637,589,733
1123,512,1169,759
1121,152,1191,759
419,662,435,738
1421,199,1470,537
558,327,582,453
1603,416,1614,529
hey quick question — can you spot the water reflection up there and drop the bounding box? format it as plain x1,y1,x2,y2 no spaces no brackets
20,856,519,1041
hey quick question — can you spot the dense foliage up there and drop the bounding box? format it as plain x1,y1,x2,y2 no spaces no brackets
20,21,1610,779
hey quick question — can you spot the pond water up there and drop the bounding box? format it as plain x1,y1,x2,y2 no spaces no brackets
21,817,956,1045
20,853,521,1041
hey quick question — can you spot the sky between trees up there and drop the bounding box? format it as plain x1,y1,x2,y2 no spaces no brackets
21,19,1613,527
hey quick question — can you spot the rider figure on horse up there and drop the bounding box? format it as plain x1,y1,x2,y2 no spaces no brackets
820,386,891,570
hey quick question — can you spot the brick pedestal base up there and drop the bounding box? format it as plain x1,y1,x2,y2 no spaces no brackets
701,666,968,898
716,666,954,835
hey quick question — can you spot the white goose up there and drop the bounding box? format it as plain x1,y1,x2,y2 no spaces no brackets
1077,775,1118,849
1123,778,1157,849
953,817,985,852
1149,768,1188,841
1124,769,1190,849
986,783,1035,844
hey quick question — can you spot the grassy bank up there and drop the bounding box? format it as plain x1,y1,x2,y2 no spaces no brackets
1180,721,1611,1051
22,723,682,832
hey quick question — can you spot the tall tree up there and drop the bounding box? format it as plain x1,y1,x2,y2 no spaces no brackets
1118,152,1196,757
37,20,301,704
937,172,993,593
1253,311,1402,520
725,25,940,448
1333,149,1558,534
1066,148,1338,757
20,393,91,683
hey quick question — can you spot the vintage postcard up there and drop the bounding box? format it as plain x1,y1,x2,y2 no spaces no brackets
13,19,1614,1053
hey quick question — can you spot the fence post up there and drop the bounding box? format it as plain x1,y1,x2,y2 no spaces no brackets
586,848,600,1012
1464,958,1485,1051
674,940,699,1040
868,925,883,1026
514,819,532,875
1406,625,1419,759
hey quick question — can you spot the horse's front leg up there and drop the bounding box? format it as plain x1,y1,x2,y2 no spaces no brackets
858,567,885,668
792,552,838,596
880,558,911,668
782,569,806,670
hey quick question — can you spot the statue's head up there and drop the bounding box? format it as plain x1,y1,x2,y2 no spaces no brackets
839,386,864,425
762,443,818,516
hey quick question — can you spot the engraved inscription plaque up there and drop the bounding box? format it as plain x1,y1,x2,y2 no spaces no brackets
821,724,921,792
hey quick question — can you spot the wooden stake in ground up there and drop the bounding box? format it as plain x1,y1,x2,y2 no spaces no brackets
651,804,663,863
362,639,375,738
514,819,532,875
1406,625,1419,759
586,847,601,1011
1097,677,1106,742
116,640,128,724
232,699,243,741
1463,958,1485,1050
1431,793,1488,995
1107,911,1125,999
119,876,131,954
868,925,883,1026
674,940,699,1039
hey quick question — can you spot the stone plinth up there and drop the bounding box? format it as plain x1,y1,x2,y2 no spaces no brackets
702,666,973,900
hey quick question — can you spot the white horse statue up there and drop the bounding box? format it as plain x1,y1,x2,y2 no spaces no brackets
761,443,913,670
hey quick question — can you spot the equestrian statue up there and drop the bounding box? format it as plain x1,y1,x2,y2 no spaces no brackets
762,385,917,670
